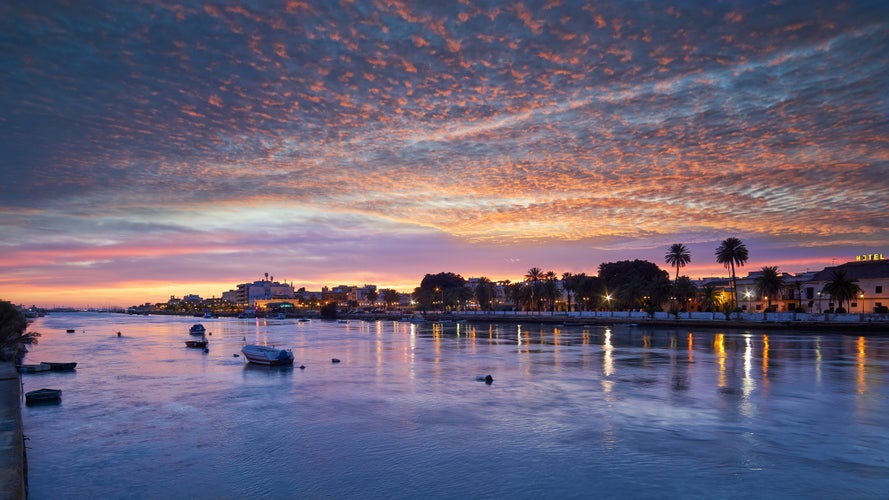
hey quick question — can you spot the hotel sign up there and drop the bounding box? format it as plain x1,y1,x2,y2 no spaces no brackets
856,253,885,262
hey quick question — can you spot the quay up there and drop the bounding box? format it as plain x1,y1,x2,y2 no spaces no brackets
339,310,889,335
0,362,26,499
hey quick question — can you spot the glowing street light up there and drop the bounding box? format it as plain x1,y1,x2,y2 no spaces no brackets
860,293,865,314
605,294,613,317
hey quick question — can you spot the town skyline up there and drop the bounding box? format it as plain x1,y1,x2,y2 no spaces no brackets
2,1,887,308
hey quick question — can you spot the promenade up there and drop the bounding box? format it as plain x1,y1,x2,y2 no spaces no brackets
404,310,889,335
0,362,25,500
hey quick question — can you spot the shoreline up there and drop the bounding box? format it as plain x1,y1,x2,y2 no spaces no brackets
0,362,26,500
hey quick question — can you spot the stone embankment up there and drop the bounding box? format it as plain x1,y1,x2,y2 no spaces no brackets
0,362,26,499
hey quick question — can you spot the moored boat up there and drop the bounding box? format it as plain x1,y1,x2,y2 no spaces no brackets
185,339,208,348
189,324,206,335
43,362,77,371
241,344,294,366
26,388,62,404
18,364,51,373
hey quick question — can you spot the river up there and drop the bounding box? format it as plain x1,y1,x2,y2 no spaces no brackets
19,313,889,498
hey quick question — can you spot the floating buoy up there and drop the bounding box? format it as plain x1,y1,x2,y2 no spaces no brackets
203,348,209,353
116,331,121,337
208,332,212,336
331,358,341,364
299,365,305,370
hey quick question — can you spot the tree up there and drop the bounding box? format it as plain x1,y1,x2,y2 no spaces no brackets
417,272,467,312
0,301,40,361
381,289,400,310
524,267,544,313
365,289,379,307
474,277,496,311
598,260,670,310
665,243,691,282
561,272,582,312
672,276,698,311
700,284,722,313
541,271,560,313
319,301,338,319
754,266,786,312
822,269,862,313
715,237,749,309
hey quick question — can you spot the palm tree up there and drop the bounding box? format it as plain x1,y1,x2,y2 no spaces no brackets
474,277,495,311
700,285,722,313
715,237,749,310
524,267,544,313
665,243,691,282
672,276,698,311
754,266,786,312
822,269,862,313
542,271,559,313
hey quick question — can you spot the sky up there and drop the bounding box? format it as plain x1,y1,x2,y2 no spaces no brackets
2,1,888,308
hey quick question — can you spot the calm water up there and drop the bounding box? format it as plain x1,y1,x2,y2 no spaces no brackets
19,313,889,499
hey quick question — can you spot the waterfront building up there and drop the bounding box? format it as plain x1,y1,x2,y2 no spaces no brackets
806,259,889,314
221,279,296,306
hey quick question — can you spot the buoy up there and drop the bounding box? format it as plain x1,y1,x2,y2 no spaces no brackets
299,365,305,370
485,375,493,384
203,348,209,353
208,332,212,336
116,331,121,337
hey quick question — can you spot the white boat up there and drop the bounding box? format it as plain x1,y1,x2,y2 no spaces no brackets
241,344,294,366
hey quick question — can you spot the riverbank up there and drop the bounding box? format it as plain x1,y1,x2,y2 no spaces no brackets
0,362,26,499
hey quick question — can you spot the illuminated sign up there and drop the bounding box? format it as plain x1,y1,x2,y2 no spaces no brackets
856,253,885,262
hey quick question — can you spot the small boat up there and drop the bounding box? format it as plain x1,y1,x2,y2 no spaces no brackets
26,388,62,404
241,344,294,366
185,339,208,348
66,329,76,333
297,318,310,322
18,364,51,373
43,362,77,371
189,324,206,335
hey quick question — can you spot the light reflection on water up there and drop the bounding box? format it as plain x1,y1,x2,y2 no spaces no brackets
20,313,889,498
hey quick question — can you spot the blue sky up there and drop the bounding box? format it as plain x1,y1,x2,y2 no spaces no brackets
1,1,887,306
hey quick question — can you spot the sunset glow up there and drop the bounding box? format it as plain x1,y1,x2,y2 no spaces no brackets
2,1,887,307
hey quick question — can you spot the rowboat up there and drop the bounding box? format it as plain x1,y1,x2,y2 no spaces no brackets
26,388,62,404
185,339,208,348
18,364,50,373
43,362,77,371
189,324,206,335
241,344,294,366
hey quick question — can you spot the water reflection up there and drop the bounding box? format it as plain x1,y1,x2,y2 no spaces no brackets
20,314,889,499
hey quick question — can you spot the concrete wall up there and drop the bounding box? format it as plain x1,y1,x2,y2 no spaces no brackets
0,362,26,499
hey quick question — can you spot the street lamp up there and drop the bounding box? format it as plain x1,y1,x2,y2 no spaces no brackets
605,294,613,317
860,293,865,314
744,290,752,313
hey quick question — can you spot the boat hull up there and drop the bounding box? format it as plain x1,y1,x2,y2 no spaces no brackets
26,388,62,404
18,364,50,373
43,362,77,371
